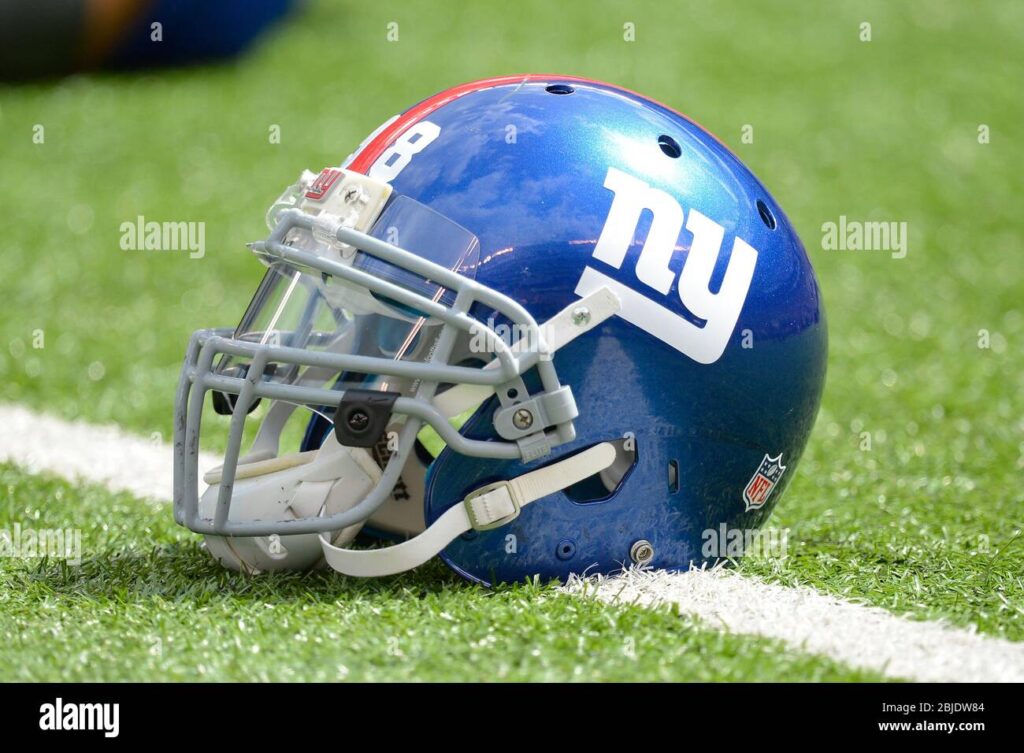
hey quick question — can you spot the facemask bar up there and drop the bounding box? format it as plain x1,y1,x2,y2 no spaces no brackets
174,207,576,538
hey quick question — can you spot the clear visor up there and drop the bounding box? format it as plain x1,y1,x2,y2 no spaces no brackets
215,195,481,404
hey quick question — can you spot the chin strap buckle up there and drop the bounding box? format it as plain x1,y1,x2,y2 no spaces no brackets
463,481,522,531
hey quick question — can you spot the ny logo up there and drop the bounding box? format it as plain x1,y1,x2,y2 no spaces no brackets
574,167,759,364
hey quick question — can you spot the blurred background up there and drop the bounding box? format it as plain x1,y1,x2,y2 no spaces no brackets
0,0,1020,484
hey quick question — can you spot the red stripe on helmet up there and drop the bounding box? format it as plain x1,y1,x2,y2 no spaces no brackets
347,75,535,174
347,74,727,175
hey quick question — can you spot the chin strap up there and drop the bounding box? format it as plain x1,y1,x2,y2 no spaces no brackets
319,442,617,577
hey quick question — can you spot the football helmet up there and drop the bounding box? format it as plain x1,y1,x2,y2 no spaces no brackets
173,74,826,584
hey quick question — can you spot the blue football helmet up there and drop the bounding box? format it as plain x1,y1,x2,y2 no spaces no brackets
173,75,826,584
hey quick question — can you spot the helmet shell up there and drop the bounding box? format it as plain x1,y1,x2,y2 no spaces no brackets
349,76,826,584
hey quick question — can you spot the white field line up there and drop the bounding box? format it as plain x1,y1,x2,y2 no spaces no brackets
563,569,1024,682
3,403,1022,682
0,404,219,502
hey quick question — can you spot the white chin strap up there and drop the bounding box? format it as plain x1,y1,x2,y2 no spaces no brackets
319,442,617,577
318,288,622,577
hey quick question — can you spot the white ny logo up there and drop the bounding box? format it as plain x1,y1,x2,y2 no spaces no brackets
575,167,758,364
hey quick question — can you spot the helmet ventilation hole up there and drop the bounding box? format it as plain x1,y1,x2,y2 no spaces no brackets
657,135,682,158
545,84,575,95
757,199,777,230
667,459,679,494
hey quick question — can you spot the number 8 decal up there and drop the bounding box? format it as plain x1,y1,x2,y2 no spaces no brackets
368,121,441,182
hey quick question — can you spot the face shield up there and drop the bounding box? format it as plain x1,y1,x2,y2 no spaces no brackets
173,168,585,566
212,193,481,418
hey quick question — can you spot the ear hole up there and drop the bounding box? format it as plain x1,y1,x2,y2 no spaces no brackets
563,437,638,504
668,459,679,494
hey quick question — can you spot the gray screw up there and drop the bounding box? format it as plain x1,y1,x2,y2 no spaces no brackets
630,539,654,566
512,408,534,430
572,306,591,326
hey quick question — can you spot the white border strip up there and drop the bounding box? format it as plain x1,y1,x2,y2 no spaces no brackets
3,403,1022,682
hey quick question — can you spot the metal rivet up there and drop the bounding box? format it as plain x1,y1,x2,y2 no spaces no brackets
572,306,591,326
512,408,534,430
630,539,654,566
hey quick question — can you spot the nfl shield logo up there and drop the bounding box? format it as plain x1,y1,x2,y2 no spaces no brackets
743,454,787,511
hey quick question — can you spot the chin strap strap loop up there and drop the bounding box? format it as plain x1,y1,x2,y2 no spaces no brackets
319,442,617,577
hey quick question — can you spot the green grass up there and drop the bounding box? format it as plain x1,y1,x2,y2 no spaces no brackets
0,465,881,681
739,459,1024,640
0,0,1022,678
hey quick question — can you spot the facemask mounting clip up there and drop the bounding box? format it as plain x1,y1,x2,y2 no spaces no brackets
334,389,401,448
